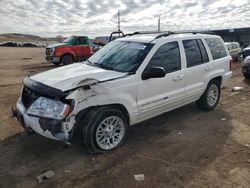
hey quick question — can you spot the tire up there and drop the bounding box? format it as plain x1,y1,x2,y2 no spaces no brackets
243,73,250,80
81,107,128,154
61,55,73,65
196,79,221,111
52,61,61,66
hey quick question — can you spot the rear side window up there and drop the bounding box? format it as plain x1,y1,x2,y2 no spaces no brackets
147,41,181,73
183,39,208,68
205,38,227,60
79,37,88,45
197,40,209,63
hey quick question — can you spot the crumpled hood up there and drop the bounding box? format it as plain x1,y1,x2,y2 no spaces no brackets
47,43,67,48
31,63,127,91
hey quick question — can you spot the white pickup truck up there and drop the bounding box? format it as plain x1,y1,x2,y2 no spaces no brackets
14,31,232,154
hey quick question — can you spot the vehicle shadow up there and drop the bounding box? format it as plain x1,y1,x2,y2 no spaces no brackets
0,103,232,188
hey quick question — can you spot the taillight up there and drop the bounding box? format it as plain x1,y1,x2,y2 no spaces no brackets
230,59,234,71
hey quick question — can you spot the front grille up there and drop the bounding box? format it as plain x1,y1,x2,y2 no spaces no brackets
46,48,52,56
21,87,40,108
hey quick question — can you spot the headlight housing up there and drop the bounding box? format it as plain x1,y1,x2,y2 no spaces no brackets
27,97,71,120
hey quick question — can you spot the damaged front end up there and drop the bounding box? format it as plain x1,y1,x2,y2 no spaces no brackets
14,72,128,143
13,77,75,142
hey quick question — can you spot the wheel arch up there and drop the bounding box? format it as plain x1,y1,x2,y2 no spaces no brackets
60,53,76,63
69,103,130,140
210,76,223,86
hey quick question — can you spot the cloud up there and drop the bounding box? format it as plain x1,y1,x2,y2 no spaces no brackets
0,0,249,37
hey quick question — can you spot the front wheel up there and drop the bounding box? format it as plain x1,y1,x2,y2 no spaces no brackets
196,80,221,111
81,107,128,154
61,55,73,65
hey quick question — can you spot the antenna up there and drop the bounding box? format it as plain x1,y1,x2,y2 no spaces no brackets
158,15,161,32
118,10,121,36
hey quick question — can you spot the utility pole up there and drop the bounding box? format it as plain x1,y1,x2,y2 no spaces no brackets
158,15,161,32
118,10,121,36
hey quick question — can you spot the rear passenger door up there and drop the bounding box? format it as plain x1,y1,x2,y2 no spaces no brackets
183,39,211,104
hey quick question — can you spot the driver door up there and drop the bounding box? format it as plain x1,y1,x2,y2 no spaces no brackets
137,41,185,121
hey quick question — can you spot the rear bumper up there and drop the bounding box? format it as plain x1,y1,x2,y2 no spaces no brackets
46,56,60,63
13,98,69,141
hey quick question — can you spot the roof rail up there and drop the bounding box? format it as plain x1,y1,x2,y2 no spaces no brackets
154,30,215,39
109,31,124,42
123,31,167,37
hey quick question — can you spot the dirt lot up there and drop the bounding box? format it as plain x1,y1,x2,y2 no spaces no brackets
0,47,250,188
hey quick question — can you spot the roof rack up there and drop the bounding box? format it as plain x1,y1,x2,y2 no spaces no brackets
123,31,168,37
154,30,215,39
122,30,215,40
109,31,125,42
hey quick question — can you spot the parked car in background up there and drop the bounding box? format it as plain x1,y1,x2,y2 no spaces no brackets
225,42,241,62
14,31,232,154
242,45,250,59
242,56,250,79
92,43,103,52
46,36,93,65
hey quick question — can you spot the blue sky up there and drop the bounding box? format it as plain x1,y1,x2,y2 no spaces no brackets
0,0,249,37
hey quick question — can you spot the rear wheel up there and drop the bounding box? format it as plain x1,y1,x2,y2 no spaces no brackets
81,107,128,154
196,80,221,111
61,55,73,65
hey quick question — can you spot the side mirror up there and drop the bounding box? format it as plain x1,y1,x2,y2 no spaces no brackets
142,66,166,80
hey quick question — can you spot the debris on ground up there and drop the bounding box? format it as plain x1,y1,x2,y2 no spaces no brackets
244,144,249,147
63,170,71,174
229,92,239,96
36,170,55,183
134,174,145,181
232,87,244,92
221,118,227,121
178,132,183,135
241,97,247,100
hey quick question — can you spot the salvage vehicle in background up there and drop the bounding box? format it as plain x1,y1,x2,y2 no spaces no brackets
242,56,250,79
242,45,250,59
14,31,232,154
46,36,93,65
225,42,241,62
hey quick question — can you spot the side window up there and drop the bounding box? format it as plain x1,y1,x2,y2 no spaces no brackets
205,38,227,60
197,39,209,63
147,42,181,73
183,39,207,68
79,37,88,45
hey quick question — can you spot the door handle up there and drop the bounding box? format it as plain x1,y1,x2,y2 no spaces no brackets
205,66,213,71
173,75,184,81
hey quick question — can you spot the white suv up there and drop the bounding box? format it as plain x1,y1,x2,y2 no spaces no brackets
14,32,232,153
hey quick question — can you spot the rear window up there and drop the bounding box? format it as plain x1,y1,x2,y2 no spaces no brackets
205,38,227,60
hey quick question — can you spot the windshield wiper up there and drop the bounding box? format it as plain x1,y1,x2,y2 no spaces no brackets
86,59,94,65
91,63,115,71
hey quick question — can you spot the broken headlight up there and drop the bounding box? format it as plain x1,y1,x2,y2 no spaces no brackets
27,97,70,120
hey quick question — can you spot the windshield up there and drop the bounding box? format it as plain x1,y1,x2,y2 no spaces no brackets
63,36,76,44
87,41,154,73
